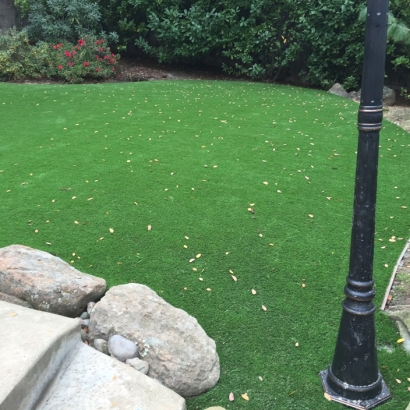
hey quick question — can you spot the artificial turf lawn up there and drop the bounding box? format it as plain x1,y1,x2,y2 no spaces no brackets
0,80,409,409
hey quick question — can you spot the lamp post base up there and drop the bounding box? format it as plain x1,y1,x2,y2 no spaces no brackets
319,370,391,410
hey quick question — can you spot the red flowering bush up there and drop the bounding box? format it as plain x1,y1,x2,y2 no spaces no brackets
45,35,120,83
0,30,120,83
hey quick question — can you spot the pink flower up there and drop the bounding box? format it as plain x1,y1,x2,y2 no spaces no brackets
72,51,77,55
83,61,89,67
109,58,115,64
96,67,101,72
68,61,73,67
58,65,63,70
64,50,71,57
78,39,85,46
99,48,103,52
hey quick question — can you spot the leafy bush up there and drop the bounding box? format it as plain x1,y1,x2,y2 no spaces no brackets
0,29,119,83
0,29,42,81
44,36,120,83
27,0,102,43
131,0,366,85
296,0,365,89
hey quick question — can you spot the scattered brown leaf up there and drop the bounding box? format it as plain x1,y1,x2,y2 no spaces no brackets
241,393,249,401
324,392,332,401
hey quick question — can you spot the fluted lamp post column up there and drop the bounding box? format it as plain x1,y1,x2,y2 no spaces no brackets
319,0,391,409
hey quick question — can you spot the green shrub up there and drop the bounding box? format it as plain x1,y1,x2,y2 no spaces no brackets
27,0,102,43
44,36,120,83
0,29,42,81
0,29,120,83
132,0,366,85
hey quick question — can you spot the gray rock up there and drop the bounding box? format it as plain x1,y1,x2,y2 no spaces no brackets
80,318,90,327
328,83,350,99
355,86,396,106
80,311,90,320
0,291,33,309
88,283,220,397
80,329,88,342
93,338,109,355
349,91,360,102
126,357,150,375
383,86,396,106
87,301,96,315
108,334,139,362
0,245,106,317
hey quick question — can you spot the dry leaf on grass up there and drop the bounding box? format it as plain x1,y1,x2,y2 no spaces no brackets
262,305,267,311
147,224,152,231
252,289,257,295
231,275,237,282
397,338,405,343
324,392,332,401
241,393,249,401
229,392,234,401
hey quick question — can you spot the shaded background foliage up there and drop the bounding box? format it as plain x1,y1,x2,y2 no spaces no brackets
5,0,410,88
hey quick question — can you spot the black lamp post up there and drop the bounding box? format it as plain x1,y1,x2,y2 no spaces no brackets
319,0,392,409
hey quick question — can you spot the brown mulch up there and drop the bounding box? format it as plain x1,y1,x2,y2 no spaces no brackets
115,57,239,82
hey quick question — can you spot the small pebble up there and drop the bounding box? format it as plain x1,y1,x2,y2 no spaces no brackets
93,338,109,355
80,329,88,342
80,311,90,320
80,319,90,327
126,357,150,375
108,334,139,362
203,407,227,410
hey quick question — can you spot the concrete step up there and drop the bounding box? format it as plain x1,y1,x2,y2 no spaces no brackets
0,300,80,410
0,300,186,410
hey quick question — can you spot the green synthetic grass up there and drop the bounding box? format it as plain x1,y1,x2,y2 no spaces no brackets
0,81,409,409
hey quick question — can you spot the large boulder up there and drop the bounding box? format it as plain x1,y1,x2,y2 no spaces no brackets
354,86,396,106
383,86,396,106
328,83,350,99
0,245,106,317
88,283,220,397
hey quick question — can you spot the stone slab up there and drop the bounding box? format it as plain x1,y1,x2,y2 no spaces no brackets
36,342,186,410
0,301,80,410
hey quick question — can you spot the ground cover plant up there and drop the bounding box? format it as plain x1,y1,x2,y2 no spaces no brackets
0,80,409,409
